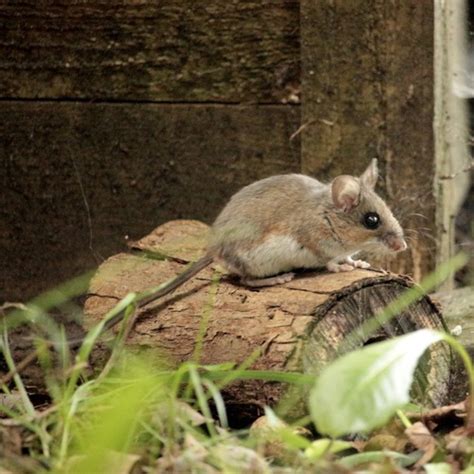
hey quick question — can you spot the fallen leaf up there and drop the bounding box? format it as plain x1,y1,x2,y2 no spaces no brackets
211,444,269,473
445,427,474,455
405,422,437,466
424,462,453,474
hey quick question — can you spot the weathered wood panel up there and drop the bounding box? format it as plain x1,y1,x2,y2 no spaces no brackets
301,0,436,279
0,102,300,301
0,1,300,103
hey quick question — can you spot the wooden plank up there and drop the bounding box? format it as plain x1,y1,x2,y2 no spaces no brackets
300,0,437,279
0,1,300,103
434,0,470,290
0,102,300,301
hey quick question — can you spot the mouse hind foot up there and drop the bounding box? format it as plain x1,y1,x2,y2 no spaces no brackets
241,272,295,287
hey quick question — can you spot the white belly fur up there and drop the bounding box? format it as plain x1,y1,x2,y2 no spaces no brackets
241,235,322,278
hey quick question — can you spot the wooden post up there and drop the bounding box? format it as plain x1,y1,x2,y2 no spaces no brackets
434,0,470,290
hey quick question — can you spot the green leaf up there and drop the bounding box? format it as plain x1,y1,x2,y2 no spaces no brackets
262,407,312,450
310,329,444,437
339,450,421,468
304,439,353,460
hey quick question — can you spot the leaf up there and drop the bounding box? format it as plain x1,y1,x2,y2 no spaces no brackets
262,406,286,429
65,357,162,473
405,421,437,465
211,444,269,473
339,450,421,469
309,329,444,437
304,439,353,460
66,451,142,474
250,408,311,451
445,427,474,455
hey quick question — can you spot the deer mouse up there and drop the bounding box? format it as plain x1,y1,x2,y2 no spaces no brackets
137,159,407,307
10,161,407,373
14,160,408,356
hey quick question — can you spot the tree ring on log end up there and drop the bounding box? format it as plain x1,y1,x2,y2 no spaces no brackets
278,274,456,420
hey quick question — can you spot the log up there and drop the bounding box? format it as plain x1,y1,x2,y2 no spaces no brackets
84,220,460,422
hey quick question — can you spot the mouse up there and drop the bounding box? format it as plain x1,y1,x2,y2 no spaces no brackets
135,158,407,309
8,159,409,363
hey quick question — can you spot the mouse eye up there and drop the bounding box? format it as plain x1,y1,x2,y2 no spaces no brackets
363,212,380,230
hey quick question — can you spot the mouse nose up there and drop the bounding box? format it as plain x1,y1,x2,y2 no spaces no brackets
386,234,407,252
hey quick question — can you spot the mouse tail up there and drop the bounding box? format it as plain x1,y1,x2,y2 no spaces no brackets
137,254,214,309
76,254,214,342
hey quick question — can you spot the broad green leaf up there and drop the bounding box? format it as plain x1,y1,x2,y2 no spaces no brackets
310,329,444,437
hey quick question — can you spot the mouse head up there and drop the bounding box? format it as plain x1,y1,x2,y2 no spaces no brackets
330,159,407,254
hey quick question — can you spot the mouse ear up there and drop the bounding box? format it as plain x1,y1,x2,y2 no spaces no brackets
360,158,379,189
331,175,361,212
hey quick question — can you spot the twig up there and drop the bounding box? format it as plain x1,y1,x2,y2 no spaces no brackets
289,119,315,141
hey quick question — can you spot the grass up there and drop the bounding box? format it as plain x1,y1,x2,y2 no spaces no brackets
0,253,472,473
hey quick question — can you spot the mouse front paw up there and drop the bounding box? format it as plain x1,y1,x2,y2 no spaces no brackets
345,256,371,269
